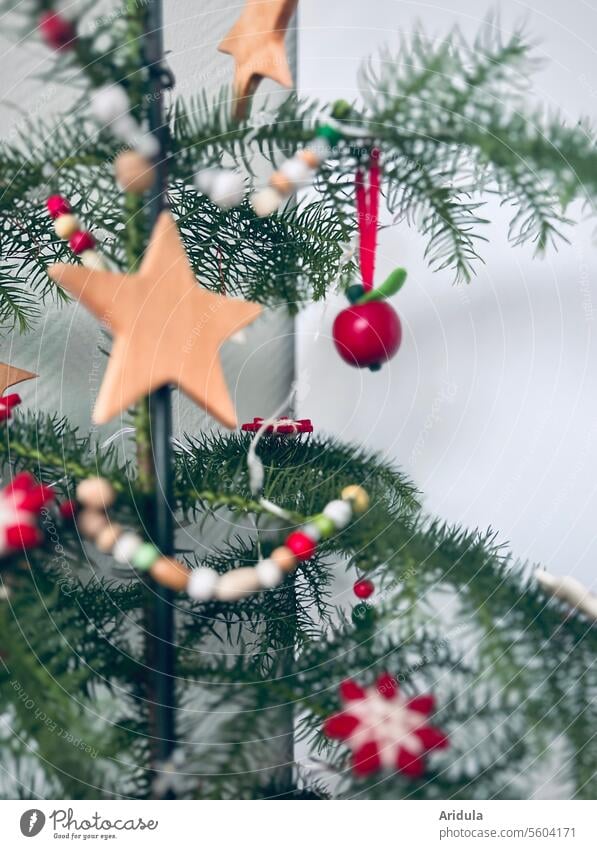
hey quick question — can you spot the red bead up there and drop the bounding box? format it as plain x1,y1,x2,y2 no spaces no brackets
353,578,374,599
285,530,317,561
39,12,76,51
333,301,402,368
58,499,78,521
46,195,71,220
69,231,95,254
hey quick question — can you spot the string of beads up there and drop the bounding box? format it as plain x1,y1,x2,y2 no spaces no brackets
74,477,370,602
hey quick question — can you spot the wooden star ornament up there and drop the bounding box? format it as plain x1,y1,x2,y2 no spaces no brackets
48,212,262,428
219,0,297,118
0,362,36,396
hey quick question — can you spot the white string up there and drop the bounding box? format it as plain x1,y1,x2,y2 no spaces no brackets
101,426,136,448
247,381,298,497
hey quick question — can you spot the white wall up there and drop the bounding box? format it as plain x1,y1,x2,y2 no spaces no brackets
297,0,597,582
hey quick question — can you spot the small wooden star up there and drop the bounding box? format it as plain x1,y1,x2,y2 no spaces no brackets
48,212,262,428
219,0,297,118
0,362,36,396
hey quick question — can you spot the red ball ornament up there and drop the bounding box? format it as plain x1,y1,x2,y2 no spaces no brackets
39,12,76,51
69,231,95,254
333,301,402,369
286,530,317,561
353,578,374,599
46,195,71,220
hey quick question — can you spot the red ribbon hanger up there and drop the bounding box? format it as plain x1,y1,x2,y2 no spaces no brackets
355,148,381,291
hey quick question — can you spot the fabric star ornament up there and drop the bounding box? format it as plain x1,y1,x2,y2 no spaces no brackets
0,472,54,558
219,0,297,118
241,416,313,435
323,674,448,778
48,212,261,428
0,394,21,423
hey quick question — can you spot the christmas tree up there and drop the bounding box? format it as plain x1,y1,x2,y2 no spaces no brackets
1,0,597,800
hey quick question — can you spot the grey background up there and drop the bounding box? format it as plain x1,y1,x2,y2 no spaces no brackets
298,0,597,586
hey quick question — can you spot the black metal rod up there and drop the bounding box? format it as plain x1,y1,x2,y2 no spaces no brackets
143,0,177,771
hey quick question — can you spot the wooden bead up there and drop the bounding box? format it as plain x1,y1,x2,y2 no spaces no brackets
269,171,293,196
77,508,108,540
150,556,190,591
341,484,369,514
270,545,297,573
115,150,155,194
54,214,79,239
95,522,123,553
297,148,320,169
80,250,105,271
76,477,116,509
251,186,283,217
215,567,260,601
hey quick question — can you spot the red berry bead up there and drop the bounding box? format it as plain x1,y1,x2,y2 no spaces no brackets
333,301,402,369
353,578,374,599
46,195,71,220
39,12,76,51
286,530,317,561
69,231,95,254
58,499,78,521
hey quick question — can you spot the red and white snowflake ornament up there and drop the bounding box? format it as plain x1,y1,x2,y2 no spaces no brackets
323,674,448,778
0,472,54,557
0,394,21,423
241,416,313,435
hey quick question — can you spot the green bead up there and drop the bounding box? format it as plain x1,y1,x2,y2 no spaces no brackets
331,99,352,120
132,542,160,571
352,602,376,628
346,283,365,304
312,514,336,539
316,123,343,147
368,362,382,373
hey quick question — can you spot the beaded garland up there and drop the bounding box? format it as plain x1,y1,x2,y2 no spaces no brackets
46,195,106,271
74,476,370,602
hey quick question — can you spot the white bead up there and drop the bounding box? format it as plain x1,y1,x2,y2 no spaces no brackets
215,567,261,601
250,186,283,217
113,531,143,565
209,170,245,209
535,569,557,592
91,84,131,126
256,558,283,589
280,156,314,188
559,576,589,607
80,250,105,271
110,114,140,143
323,499,353,529
187,567,219,601
194,168,219,195
132,131,160,160
306,137,332,163
54,214,79,239
301,523,321,542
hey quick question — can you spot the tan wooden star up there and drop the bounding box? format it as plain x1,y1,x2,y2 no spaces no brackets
48,212,262,428
0,362,36,396
219,0,297,118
